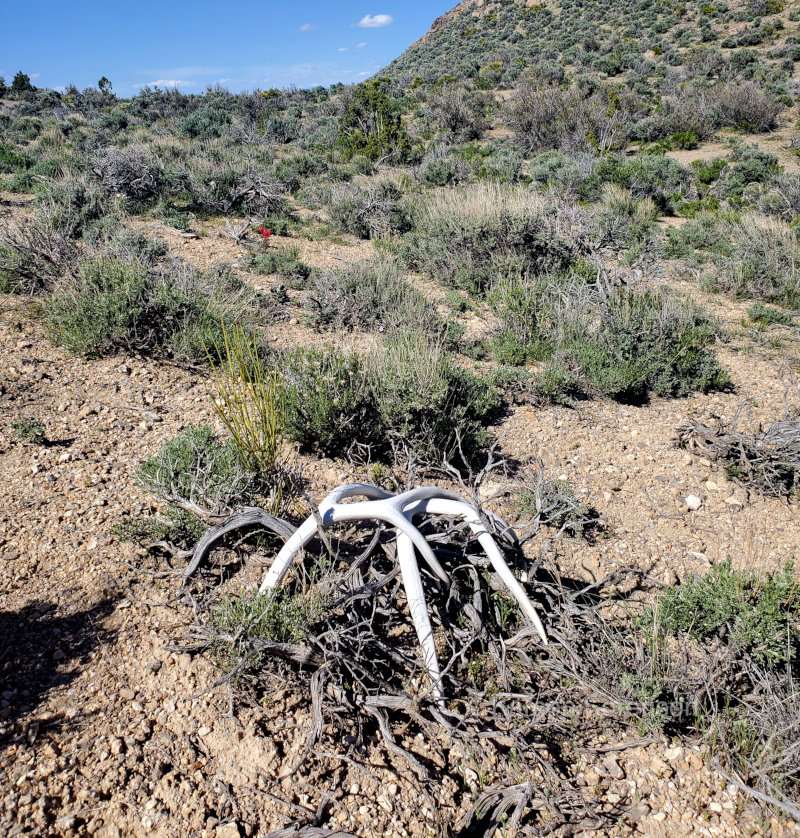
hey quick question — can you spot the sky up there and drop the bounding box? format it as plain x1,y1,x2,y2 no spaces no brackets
0,1,455,95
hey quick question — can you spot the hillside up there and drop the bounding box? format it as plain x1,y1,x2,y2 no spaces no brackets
383,0,798,94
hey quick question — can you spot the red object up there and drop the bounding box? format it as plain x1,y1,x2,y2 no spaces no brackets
258,226,273,244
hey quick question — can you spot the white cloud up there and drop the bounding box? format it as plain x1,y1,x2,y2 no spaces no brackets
147,79,195,88
299,22,315,31
357,42,367,48
355,14,393,28
338,47,348,52
30,73,41,79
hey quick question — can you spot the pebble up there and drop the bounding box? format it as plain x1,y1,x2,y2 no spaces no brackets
603,757,624,780
685,494,703,510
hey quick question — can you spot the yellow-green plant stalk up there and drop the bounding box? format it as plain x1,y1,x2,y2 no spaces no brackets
207,324,284,476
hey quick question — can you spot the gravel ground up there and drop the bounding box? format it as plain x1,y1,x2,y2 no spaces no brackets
1,214,799,837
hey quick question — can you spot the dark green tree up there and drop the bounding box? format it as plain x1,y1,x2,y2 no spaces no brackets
0,77,6,97
337,78,412,162
11,71,34,95
98,76,113,94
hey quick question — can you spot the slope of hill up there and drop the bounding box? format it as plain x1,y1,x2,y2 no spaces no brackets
382,0,797,95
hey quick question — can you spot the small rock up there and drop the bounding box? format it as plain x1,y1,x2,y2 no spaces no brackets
708,801,723,813
120,688,135,701
685,494,702,511
664,746,682,761
215,824,242,838
52,649,65,661
625,802,650,822
146,659,162,674
602,757,625,780
650,756,674,779
377,794,392,813
55,816,78,831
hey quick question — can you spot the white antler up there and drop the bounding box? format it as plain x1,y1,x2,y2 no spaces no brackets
259,484,546,696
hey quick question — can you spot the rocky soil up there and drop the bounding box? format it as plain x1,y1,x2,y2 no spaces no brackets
1,204,799,837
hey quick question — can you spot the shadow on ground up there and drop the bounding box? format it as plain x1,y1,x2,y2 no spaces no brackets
0,596,120,722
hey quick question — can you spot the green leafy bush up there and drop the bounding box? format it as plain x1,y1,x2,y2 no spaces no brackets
11,417,47,444
328,180,412,239
490,272,728,403
45,257,266,360
137,425,272,517
282,334,499,465
716,214,800,306
748,302,794,327
369,330,499,464
242,244,311,284
337,79,412,162
407,184,575,295
648,560,800,666
282,347,375,458
305,259,441,334
569,289,729,402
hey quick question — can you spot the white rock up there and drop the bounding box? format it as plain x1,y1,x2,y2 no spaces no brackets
685,494,702,511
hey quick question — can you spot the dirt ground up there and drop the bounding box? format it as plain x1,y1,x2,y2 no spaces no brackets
2,192,800,837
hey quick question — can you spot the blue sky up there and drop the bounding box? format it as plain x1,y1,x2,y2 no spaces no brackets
1,1,454,94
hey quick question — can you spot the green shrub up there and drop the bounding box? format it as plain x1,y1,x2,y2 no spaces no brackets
137,425,272,517
419,153,466,187
648,560,800,666
282,347,375,458
568,289,729,402
242,244,311,283
305,259,441,334
111,507,206,551
369,330,499,464
211,586,331,673
491,270,728,403
748,302,794,327
45,257,266,360
337,78,413,162
328,180,412,239
592,184,659,253
207,325,284,477
407,184,575,295
516,476,597,537
179,104,232,139
282,334,499,466
0,141,30,174
664,211,730,259
11,417,47,444
45,257,151,356
84,223,167,266
716,214,800,306
532,357,585,405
